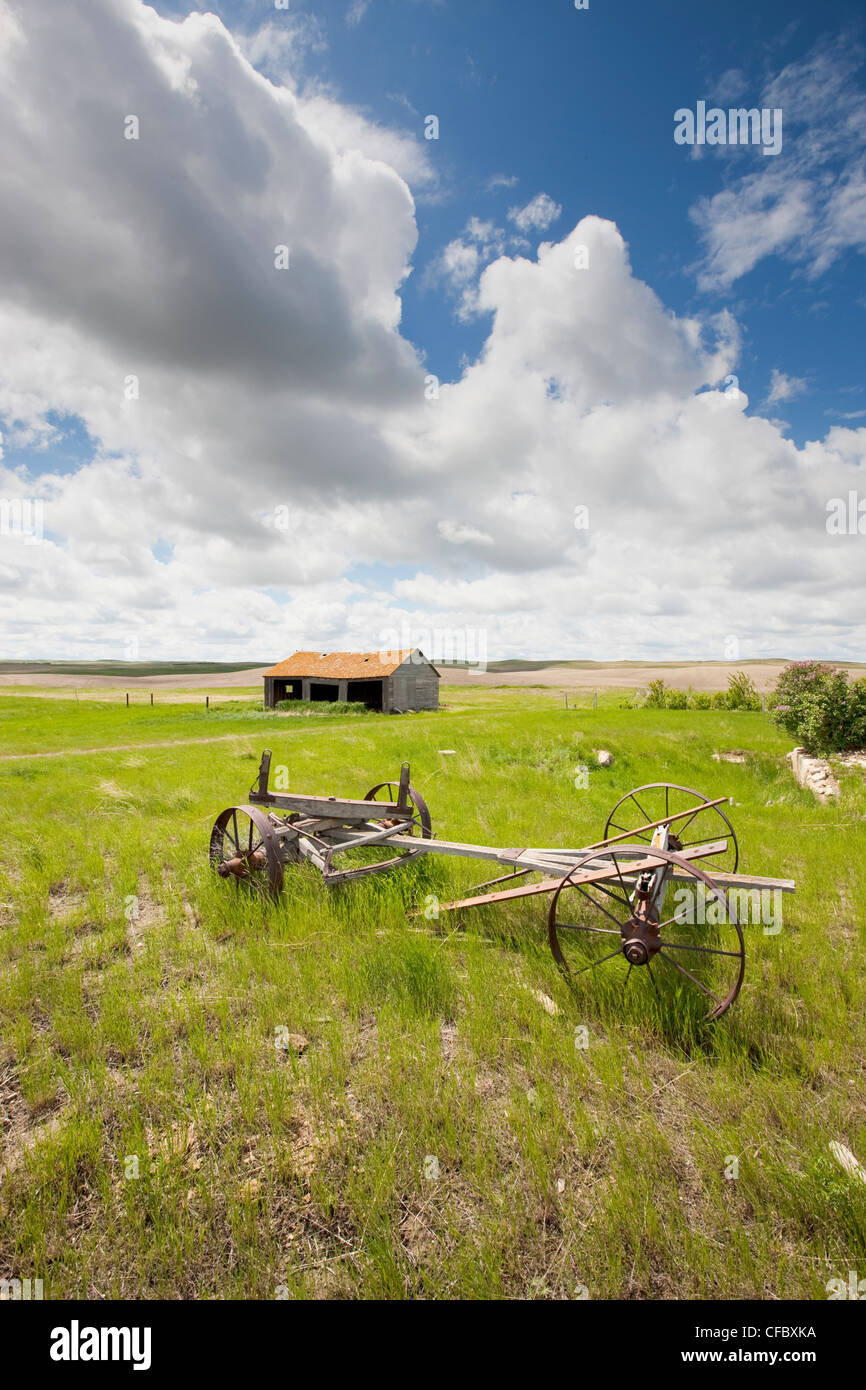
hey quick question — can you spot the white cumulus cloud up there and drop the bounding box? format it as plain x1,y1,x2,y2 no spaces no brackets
0,1,863,663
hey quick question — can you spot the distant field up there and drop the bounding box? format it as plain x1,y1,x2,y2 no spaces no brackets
0,686,864,1299
442,659,866,692
3,657,865,695
0,661,269,676
0,662,270,690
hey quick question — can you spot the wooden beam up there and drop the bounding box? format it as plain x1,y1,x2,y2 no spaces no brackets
435,841,729,912
249,791,401,819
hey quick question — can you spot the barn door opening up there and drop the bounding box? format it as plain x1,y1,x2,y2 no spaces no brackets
309,683,340,702
274,679,302,702
347,679,384,711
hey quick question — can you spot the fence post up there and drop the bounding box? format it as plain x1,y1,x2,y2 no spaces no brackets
206,695,209,710
150,693,153,706
125,692,129,707
593,691,598,710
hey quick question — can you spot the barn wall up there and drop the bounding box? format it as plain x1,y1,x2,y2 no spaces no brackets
389,654,440,711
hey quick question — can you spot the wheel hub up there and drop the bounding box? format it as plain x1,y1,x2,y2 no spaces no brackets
621,891,661,966
217,848,267,878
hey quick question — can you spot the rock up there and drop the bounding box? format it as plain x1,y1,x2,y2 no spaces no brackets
829,1141,866,1185
788,747,840,800
531,988,559,1016
518,982,559,1015
596,749,613,767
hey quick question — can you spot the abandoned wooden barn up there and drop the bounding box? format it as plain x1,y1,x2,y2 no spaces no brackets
262,649,440,713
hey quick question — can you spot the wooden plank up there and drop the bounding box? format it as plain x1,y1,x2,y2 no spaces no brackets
673,869,795,893
436,841,728,912
297,837,326,871
249,791,401,819
385,835,530,864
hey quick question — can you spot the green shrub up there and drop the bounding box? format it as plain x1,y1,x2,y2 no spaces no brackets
710,690,728,710
664,688,688,709
769,662,866,755
690,691,712,710
726,671,761,711
644,679,668,709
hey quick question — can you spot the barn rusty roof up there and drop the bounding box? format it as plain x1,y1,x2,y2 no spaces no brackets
262,650,435,680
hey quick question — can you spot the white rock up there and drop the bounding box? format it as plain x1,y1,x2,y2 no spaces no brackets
829,1141,866,1185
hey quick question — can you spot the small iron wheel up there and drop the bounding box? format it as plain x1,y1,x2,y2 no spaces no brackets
604,782,739,874
356,781,432,869
548,846,745,1021
209,804,284,896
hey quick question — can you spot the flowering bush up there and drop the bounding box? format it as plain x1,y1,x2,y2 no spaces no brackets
768,662,866,755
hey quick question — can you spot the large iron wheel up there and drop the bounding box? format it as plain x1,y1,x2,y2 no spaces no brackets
209,804,284,896
548,846,745,1021
604,782,739,874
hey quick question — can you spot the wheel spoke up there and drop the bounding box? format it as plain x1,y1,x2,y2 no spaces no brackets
676,832,730,852
659,940,743,959
610,852,633,904
657,950,724,1007
586,876,632,910
655,902,723,932
628,792,654,828
673,803,706,839
573,881,629,930
571,944,625,977
557,922,621,936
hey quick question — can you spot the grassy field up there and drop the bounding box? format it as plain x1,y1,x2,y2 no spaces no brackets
0,686,864,1299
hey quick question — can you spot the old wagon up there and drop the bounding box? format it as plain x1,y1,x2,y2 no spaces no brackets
210,751,795,1020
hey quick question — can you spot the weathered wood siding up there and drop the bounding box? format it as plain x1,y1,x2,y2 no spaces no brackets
387,653,439,711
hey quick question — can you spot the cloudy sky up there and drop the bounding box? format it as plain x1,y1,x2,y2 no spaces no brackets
0,0,864,663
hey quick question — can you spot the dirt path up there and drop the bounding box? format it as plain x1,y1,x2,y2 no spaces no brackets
0,733,262,761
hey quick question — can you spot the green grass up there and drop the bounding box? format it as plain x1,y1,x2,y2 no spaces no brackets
0,689,864,1299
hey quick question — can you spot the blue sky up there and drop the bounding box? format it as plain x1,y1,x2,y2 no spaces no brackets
0,0,864,661
176,0,866,445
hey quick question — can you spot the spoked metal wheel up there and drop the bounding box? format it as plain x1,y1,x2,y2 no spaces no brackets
603,782,739,874
548,847,745,1021
351,781,432,871
209,804,284,896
